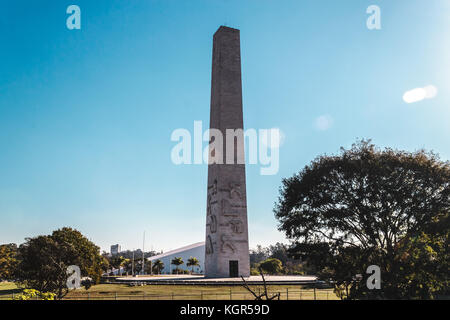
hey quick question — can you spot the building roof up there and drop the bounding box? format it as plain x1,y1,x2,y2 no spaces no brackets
147,242,205,261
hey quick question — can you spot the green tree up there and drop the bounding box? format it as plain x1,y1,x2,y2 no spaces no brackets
51,228,104,284
109,255,126,274
258,258,283,275
268,243,289,265
133,257,144,274
275,140,449,299
16,227,104,299
171,257,184,274
16,235,72,299
388,213,449,299
0,243,18,280
100,253,110,274
151,259,164,274
249,245,270,267
186,257,200,273
122,258,132,275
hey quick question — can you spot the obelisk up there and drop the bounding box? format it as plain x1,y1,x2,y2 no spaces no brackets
204,26,250,278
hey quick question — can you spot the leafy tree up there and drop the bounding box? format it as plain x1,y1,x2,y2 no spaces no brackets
186,257,200,273
109,255,126,273
249,245,270,267
16,227,104,299
100,253,110,273
258,258,283,275
122,258,132,275
16,235,69,299
151,259,164,274
133,257,144,274
387,213,449,299
268,243,289,265
0,243,18,280
117,249,159,260
171,257,184,274
250,243,305,274
275,140,449,299
250,268,260,276
50,228,104,283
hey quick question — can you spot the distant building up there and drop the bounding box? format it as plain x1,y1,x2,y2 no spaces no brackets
110,244,121,256
147,242,205,274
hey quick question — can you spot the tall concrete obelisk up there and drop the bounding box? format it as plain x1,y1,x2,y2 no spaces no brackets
204,26,250,278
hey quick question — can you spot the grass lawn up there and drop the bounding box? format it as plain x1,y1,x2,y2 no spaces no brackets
1,281,339,300
65,283,339,300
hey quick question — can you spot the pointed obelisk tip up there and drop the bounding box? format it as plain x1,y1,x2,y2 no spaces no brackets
215,25,240,35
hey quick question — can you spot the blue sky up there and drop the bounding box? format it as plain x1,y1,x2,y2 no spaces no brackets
0,0,449,253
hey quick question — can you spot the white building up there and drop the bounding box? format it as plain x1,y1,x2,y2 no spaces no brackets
147,242,205,274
